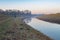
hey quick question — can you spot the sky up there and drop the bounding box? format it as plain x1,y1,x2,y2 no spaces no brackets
0,0,60,14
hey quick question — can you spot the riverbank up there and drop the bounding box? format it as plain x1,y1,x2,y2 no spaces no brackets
37,13,60,24
0,14,52,40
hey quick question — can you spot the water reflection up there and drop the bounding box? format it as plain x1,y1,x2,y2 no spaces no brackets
24,17,31,23
25,18,60,40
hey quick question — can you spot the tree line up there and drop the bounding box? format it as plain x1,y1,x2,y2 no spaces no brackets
0,9,31,17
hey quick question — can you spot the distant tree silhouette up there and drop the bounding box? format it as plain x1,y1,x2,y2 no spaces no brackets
0,9,31,17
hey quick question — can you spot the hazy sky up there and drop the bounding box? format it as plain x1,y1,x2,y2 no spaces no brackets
0,0,60,14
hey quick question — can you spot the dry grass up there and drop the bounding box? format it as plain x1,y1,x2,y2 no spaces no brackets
38,13,60,24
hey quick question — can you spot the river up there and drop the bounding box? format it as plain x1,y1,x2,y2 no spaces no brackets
24,18,60,40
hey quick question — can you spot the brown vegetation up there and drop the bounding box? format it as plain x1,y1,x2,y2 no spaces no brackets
38,13,60,24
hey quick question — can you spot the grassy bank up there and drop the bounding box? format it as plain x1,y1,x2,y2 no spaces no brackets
38,13,60,24
0,14,52,40
15,17,53,40
0,14,14,39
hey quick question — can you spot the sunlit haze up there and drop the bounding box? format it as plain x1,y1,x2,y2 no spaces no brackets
0,0,60,14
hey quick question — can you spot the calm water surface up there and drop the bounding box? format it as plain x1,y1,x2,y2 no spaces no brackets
25,18,60,40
